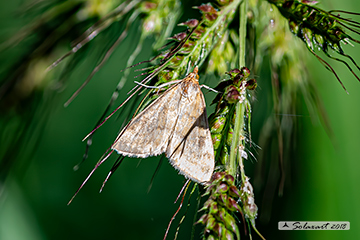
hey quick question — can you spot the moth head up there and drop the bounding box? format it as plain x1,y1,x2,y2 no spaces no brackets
192,66,199,81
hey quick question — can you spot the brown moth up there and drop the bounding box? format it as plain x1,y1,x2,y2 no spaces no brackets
112,66,214,184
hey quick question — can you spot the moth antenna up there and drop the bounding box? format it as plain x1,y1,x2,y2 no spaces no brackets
200,84,219,93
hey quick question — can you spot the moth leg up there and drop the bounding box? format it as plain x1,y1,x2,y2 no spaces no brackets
200,84,218,93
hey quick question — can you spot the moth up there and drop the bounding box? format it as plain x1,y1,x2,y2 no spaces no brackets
112,66,214,184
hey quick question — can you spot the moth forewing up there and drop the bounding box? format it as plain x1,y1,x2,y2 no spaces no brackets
167,87,215,183
111,83,182,157
165,80,201,155
111,67,215,183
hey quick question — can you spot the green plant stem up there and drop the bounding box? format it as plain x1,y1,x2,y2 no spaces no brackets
228,101,245,176
238,131,246,183
228,0,247,177
239,0,247,67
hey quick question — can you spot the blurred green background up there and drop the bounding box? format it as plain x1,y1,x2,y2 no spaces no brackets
0,0,359,239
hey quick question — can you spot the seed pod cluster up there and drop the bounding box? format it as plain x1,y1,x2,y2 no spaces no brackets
267,0,360,87
275,0,358,51
153,1,241,85
197,172,243,240
209,67,255,166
